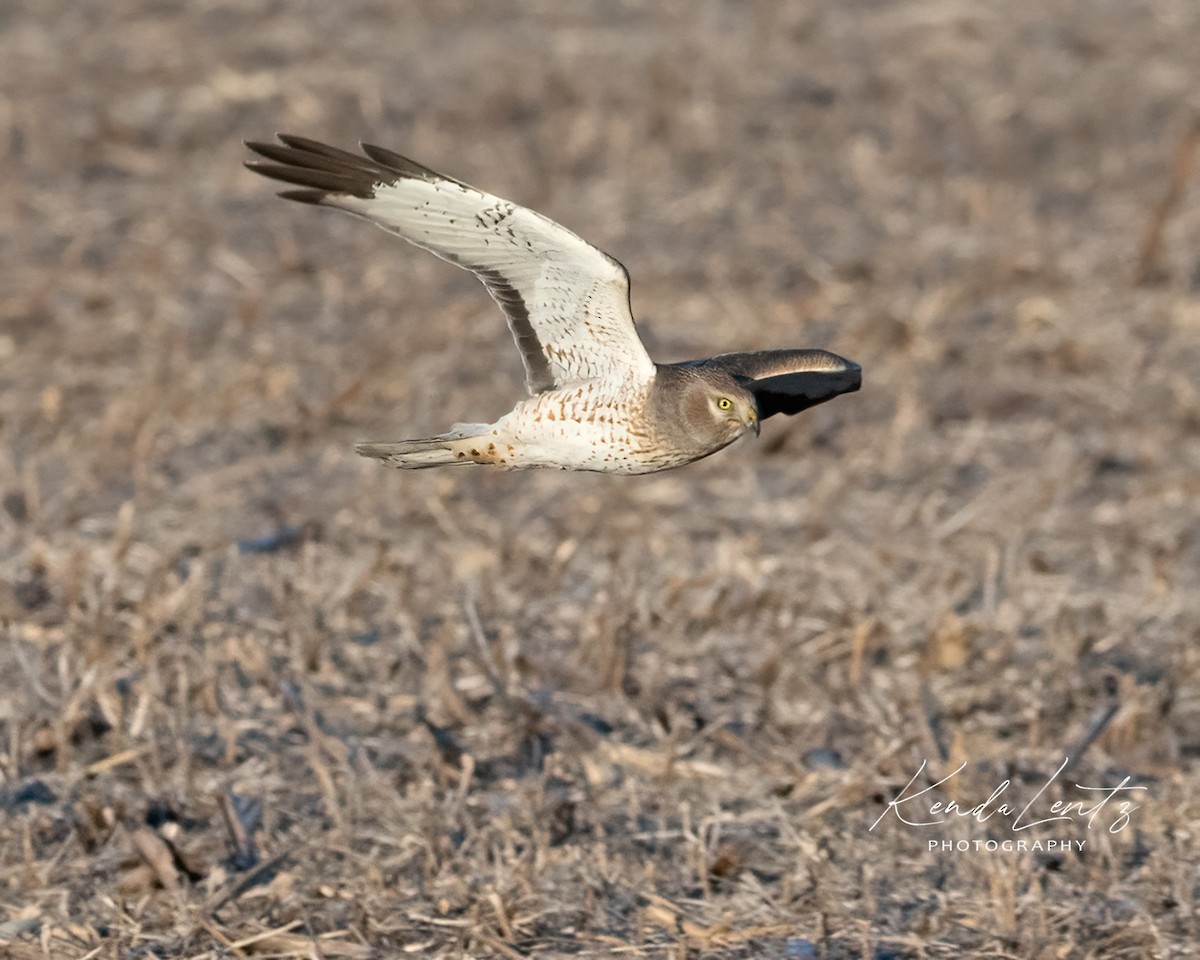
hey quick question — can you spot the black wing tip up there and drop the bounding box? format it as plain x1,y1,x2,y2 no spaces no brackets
275,132,325,149
244,133,454,188
245,134,321,161
275,189,330,205
836,360,862,393
243,157,379,200
243,134,391,199
360,141,461,185
756,362,862,418
244,136,278,153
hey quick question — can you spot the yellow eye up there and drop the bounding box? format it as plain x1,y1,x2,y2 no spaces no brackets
717,397,733,410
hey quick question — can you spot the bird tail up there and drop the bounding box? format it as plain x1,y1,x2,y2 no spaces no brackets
355,425,498,469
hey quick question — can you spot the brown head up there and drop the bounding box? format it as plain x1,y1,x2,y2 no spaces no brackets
649,365,760,459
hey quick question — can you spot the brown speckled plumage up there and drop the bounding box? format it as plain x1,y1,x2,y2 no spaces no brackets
245,135,862,474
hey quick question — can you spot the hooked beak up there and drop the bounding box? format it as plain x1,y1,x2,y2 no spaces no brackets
747,408,760,437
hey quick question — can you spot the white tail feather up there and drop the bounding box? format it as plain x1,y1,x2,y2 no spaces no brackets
355,427,499,469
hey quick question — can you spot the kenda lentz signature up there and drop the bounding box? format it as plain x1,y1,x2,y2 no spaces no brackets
870,757,1145,834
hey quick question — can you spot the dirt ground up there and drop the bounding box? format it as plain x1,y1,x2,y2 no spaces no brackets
2,0,1199,956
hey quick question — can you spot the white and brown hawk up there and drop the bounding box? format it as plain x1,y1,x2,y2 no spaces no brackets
245,135,860,474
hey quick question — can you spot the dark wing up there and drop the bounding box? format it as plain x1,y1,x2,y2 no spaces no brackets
691,349,861,419
244,135,654,394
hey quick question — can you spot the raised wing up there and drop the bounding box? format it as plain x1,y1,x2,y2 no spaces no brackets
245,135,654,394
687,349,861,419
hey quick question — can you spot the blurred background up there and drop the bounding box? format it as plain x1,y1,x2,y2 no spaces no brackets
1,0,1198,956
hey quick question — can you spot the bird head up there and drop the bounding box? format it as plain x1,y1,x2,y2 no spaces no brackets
706,385,760,437
652,365,762,455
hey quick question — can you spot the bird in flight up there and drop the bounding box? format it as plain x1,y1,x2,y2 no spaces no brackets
244,135,861,474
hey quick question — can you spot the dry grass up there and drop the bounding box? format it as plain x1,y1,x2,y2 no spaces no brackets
2,0,1199,956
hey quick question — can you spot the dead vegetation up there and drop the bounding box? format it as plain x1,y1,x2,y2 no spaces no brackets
2,0,1199,956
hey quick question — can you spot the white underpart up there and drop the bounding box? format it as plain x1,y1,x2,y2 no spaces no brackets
480,373,669,474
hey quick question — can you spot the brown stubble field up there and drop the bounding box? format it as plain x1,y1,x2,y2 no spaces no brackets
2,0,1199,956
